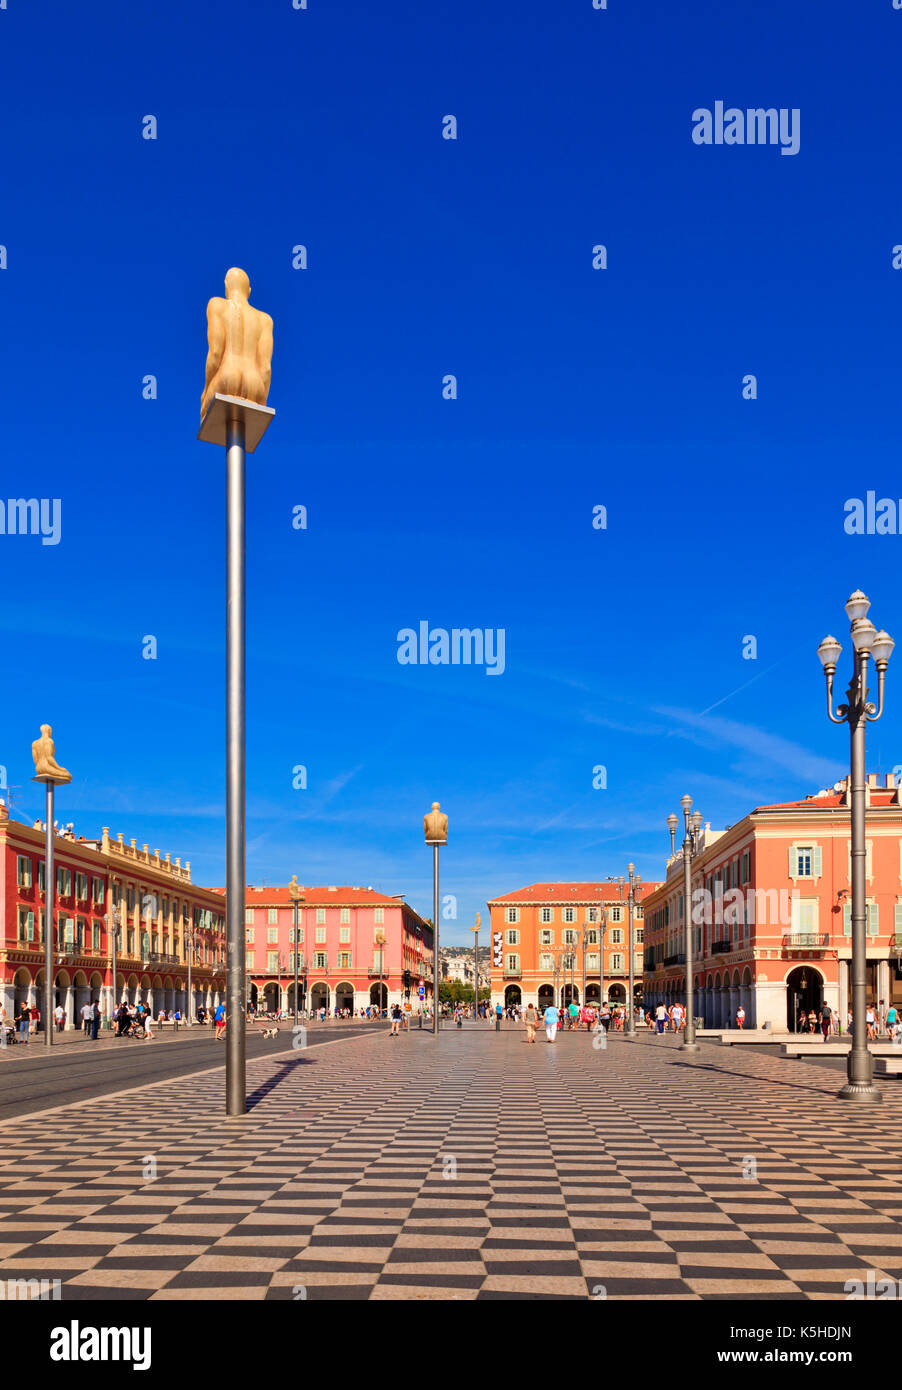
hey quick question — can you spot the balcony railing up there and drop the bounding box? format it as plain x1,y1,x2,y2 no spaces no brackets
662,953,686,967
147,952,180,966
711,939,732,955
503,968,521,979
781,932,829,949
367,965,389,977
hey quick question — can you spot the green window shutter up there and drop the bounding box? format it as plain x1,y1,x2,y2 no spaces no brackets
26,912,34,941
788,846,798,878
813,846,823,877
868,902,878,937
843,903,851,936
895,902,902,935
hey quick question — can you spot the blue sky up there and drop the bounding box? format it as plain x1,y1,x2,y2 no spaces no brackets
2,0,901,944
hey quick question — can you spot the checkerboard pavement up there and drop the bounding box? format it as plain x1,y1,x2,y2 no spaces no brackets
0,1025,900,1300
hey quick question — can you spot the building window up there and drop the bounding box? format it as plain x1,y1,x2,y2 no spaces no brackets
563,907,576,923
267,951,279,972
540,907,553,923
267,927,278,944
314,951,327,969
634,904,643,919
505,954,520,972
539,953,553,971
790,844,822,879
18,908,34,942
610,953,623,972
374,907,384,924
505,929,519,945
340,907,350,924
505,907,520,924
563,929,577,945
338,952,352,969
268,908,278,925
246,928,254,944
609,905,623,923
340,926,350,943
847,840,873,881
586,907,599,923
315,926,326,944
842,902,878,937
609,929,623,945
585,929,598,945
244,908,254,926
635,928,643,943
16,855,32,888
75,873,88,901
37,860,45,892
539,928,553,946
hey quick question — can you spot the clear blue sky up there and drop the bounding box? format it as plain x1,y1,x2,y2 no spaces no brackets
1,0,900,944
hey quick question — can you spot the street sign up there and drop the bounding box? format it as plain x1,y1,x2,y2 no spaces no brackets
418,985,425,998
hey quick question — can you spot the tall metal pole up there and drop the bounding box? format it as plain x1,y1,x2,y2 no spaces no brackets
432,844,439,1035
681,803,699,1053
626,867,636,1037
43,785,54,1048
226,414,247,1115
293,900,299,1026
845,652,875,1098
581,927,587,1015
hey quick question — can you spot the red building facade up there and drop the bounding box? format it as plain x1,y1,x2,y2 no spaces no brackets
0,807,226,1023
240,883,434,1014
642,774,902,1030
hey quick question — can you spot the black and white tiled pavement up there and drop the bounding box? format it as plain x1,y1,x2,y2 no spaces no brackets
0,1027,900,1300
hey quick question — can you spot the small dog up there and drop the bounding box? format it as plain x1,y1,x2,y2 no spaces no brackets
259,1027,279,1039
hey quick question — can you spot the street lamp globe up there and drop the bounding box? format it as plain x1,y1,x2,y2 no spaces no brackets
666,813,678,833
851,619,877,652
817,635,842,669
690,810,703,833
872,630,895,665
845,589,871,623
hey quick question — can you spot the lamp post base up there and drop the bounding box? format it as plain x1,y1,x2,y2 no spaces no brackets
679,1040,701,1053
838,1080,882,1103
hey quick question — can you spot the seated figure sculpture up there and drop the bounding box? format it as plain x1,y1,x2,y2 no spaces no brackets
201,267,274,422
32,725,72,784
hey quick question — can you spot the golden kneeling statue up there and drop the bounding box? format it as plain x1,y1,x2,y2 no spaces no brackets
201,267,274,422
424,801,448,844
32,725,72,784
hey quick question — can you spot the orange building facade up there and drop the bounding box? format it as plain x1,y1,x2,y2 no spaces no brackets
642,774,902,1030
486,881,660,1011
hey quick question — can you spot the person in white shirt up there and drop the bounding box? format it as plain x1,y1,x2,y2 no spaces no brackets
81,1001,93,1034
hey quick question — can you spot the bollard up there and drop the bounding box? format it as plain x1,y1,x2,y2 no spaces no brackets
495,1015,501,1033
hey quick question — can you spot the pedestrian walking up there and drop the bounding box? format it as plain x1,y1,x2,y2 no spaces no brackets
655,1002,667,1036
820,1002,833,1040
524,1003,538,1045
53,1003,65,1033
671,1002,685,1033
543,1002,559,1043
81,1001,92,1035
16,1003,31,1044
735,1005,745,1030
866,1005,877,1040
91,999,102,1041
214,1002,226,1039
390,1003,402,1036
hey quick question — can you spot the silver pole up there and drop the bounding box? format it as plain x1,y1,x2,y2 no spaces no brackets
432,844,439,1035
43,785,54,1048
293,901,299,1027
681,824,699,1052
627,881,636,1037
842,651,878,1099
226,414,247,1116
187,929,192,1026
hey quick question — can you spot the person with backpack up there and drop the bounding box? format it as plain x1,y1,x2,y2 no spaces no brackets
820,1002,833,1041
